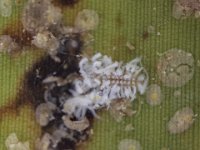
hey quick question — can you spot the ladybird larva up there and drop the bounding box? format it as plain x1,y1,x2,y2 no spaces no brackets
66,53,148,119
5,133,30,150
22,0,62,34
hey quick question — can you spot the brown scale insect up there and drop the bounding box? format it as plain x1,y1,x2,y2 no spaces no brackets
62,116,90,132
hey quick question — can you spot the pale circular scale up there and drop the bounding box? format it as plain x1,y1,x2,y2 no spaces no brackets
75,9,99,31
118,139,142,150
157,49,194,87
0,35,20,53
35,103,56,126
0,0,12,17
167,107,194,134
21,0,62,34
146,84,162,106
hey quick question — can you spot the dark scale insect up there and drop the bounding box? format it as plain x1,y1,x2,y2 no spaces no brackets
58,33,83,56
25,54,78,107
56,138,76,150
26,33,82,107
60,0,79,6
44,84,71,106
25,33,94,150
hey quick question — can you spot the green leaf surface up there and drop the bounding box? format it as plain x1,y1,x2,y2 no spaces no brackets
0,0,200,150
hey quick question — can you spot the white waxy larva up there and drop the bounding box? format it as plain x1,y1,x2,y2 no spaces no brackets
167,107,194,134
67,53,148,118
118,139,142,150
0,0,12,17
62,94,99,119
5,133,19,148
